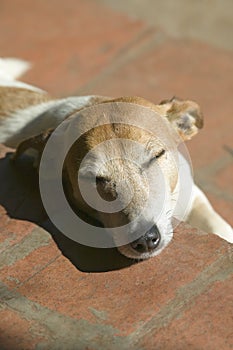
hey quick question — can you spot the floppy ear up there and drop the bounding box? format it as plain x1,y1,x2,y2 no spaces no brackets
11,129,54,168
160,97,204,141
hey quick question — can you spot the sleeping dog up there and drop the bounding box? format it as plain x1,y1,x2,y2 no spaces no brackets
0,58,232,259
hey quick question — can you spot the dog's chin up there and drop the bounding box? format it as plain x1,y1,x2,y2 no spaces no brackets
117,232,173,260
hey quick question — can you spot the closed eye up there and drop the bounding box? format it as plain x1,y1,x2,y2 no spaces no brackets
145,149,166,168
79,172,110,185
96,176,111,185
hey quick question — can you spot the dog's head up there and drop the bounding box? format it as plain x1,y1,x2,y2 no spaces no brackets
15,96,203,260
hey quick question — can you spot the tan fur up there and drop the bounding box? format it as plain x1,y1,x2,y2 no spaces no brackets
80,96,203,141
1,61,231,259
0,87,50,118
161,98,203,140
61,95,113,120
100,96,169,116
64,122,177,220
166,100,203,128
11,95,201,216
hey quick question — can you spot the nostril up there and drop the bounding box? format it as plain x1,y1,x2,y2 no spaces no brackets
131,239,147,253
131,225,161,253
147,229,161,249
147,234,160,250
134,243,146,252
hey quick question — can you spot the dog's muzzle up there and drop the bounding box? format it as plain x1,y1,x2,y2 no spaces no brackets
130,225,161,253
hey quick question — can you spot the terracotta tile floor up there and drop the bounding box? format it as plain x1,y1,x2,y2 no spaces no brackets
0,0,232,349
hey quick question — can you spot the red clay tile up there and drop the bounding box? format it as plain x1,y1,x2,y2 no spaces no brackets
17,224,230,336
214,162,233,194
0,308,49,350
0,2,232,348
0,219,36,252
0,236,60,289
138,276,233,350
0,0,145,95
0,146,60,288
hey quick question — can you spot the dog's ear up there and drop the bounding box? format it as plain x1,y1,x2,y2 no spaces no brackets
11,129,54,168
160,97,204,141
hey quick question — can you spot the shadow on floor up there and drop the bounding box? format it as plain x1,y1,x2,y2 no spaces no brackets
0,153,134,272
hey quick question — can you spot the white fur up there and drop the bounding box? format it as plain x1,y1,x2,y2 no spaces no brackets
0,96,95,148
0,58,44,92
0,58,31,80
186,185,233,243
0,79,44,93
172,153,233,243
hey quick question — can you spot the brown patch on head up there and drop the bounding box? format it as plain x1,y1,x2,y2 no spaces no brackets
64,122,159,198
89,95,203,141
70,95,175,156
64,120,178,219
100,96,169,117
0,87,51,118
85,122,155,150
64,97,181,205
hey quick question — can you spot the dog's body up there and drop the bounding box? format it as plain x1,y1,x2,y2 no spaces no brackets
0,58,232,259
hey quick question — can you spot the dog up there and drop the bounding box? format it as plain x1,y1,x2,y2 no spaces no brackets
0,58,232,260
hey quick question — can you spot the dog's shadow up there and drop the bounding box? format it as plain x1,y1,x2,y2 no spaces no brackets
0,153,134,272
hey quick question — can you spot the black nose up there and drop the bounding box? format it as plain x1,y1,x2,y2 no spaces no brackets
130,225,161,253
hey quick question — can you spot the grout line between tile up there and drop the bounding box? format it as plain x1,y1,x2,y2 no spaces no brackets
131,251,233,344
13,253,61,292
77,26,168,94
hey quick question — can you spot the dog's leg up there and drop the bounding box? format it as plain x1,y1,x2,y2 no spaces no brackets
186,185,233,243
11,129,53,169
